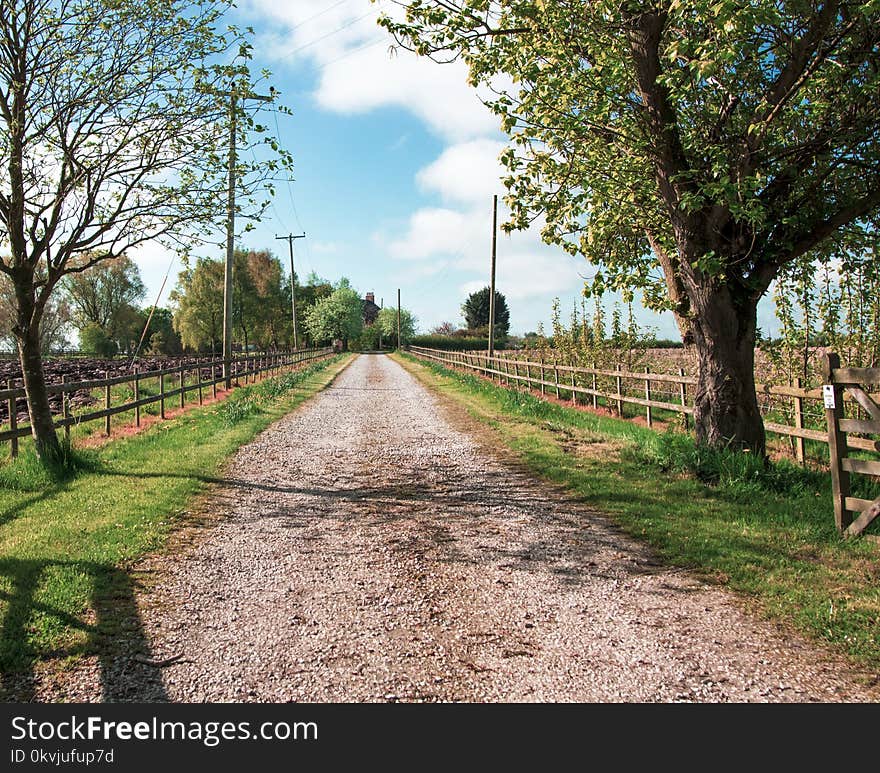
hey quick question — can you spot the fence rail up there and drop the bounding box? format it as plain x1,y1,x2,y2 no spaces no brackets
2,348,333,456
407,346,880,463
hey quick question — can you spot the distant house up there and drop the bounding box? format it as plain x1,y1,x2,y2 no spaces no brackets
362,292,380,325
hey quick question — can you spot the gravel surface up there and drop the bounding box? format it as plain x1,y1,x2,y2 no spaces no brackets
35,354,880,702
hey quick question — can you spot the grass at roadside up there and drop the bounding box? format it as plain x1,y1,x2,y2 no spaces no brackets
0,354,352,687
395,353,880,676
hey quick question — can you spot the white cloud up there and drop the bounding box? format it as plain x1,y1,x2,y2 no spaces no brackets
416,139,508,204
242,0,499,141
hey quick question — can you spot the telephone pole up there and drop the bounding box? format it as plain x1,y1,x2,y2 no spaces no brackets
276,232,306,349
378,297,383,350
488,194,498,357
397,289,401,350
222,83,273,389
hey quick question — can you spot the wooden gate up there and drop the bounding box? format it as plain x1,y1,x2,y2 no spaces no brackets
823,352,880,538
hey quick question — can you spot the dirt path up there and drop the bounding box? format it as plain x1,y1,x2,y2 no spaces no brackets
40,354,879,702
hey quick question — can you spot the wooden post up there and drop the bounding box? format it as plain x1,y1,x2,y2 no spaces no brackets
8,379,18,459
644,366,653,428
591,362,598,410
525,360,531,392
134,368,141,427
570,370,577,405
615,363,623,417
179,364,185,409
62,375,71,443
554,361,560,399
793,376,805,466
678,367,688,430
104,371,111,436
197,359,203,405
539,357,545,396
160,372,166,419
823,352,852,531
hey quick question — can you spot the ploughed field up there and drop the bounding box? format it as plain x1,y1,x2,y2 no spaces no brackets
0,355,223,425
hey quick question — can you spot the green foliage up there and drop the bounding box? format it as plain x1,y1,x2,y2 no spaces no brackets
376,306,417,346
62,255,146,352
304,284,364,346
79,323,117,357
171,258,225,353
461,286,510,337
409,335,489,351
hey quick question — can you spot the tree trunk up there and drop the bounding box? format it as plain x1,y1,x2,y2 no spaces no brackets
688,286,766,455
16,320,63,464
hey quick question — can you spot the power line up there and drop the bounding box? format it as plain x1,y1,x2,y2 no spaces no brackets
288,0,350,33
287,10,377,57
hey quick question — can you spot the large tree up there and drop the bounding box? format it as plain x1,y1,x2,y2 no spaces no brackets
382,1,880,453
61,255,145,344
171,258,225,353
0,0,291,462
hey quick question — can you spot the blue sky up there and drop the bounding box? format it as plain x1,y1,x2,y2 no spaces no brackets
132,0,778,339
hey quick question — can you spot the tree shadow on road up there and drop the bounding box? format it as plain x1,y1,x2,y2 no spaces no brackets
0,557,168,703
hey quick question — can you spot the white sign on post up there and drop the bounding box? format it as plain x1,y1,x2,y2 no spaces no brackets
823,384,836,409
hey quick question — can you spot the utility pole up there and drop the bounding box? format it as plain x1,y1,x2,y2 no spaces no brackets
378,298,383,350
276,232,306,349
397,289,401,350
488,194,498,357
222,83,273,389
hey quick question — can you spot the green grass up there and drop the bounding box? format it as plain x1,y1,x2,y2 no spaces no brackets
0,354,352,693
396,352,880,676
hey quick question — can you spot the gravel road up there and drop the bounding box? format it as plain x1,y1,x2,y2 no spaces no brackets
39,354,879,702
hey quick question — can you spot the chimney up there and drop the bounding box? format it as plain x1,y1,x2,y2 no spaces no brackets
366,292,375,304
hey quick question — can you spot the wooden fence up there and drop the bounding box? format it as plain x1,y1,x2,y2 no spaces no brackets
823,352,880,537
407,346,873,465
1,347,333,458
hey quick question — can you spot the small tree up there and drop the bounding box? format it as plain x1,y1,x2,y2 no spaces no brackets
462,287,510,338
377,306,417,347
79,324,117,358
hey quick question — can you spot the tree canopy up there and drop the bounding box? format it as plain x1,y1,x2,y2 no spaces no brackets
462,286,510,338
383,1,880,452
304,282,364,347
377,305,417,345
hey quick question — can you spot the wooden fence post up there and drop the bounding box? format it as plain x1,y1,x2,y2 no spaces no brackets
134,368,141,427
591,362,598,410
212,361,218,400
793,376,805,466
197,359,203,405
104,371,111,436
644,366,653,428
554,361,560,399
7,379,17,459
570,369,577,405
539,357,545,396
179,364,185,409
823,352,852,532
678,367,688,430
160,372,166,419
7,381,17,458
615,363,623,417
62,375,71,443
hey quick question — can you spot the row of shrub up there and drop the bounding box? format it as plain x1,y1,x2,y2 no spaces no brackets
408,335,493,351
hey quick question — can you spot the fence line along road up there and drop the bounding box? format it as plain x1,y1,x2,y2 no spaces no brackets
407,345,880,466
2,348,334,458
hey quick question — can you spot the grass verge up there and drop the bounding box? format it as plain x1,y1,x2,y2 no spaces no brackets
0,354,352,689
395,353,880,677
